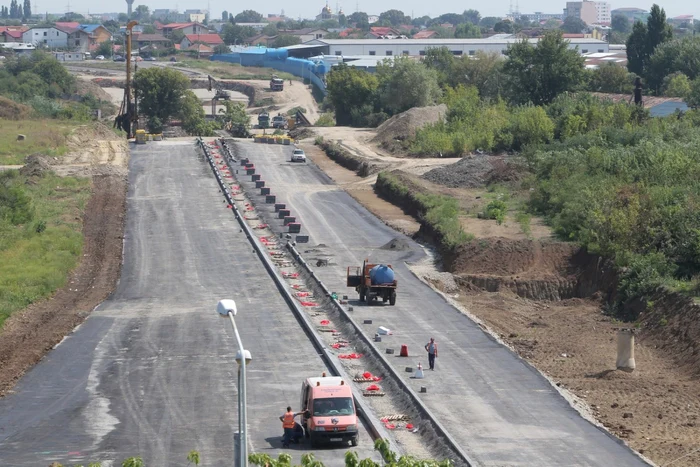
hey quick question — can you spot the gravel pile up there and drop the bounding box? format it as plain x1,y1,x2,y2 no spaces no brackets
380,237,412,251
422,155,527,188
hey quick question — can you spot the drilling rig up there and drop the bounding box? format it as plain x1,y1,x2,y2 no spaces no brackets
207,74,231,117
115,20,139,138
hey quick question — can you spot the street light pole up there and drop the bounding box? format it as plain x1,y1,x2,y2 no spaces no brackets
217,300,250,467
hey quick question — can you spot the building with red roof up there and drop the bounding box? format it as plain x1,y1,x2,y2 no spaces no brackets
180,33,223,49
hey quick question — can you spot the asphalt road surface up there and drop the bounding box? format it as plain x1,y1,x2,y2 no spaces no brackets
235,141,649,467
0,141,377,466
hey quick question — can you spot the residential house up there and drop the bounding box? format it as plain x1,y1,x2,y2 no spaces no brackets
52,51,85,61
367,15,379,24
22,27,69,48
55,21,80,30
180,33,223,49
184,9,206,23
0,26,27,42
278,28,329,42
158,22,207,38
64,27,91,52
132,33,172,50
266,15,287,23
365,27,404,39
412,30,439,39
79,24,113,51
246,34,275,46
669,15,695,27
185,43,214,57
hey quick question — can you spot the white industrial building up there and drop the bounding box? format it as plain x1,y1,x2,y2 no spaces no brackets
302,37,609,57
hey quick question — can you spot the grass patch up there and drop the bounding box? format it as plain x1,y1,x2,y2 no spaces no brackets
516,212,532,238
0,120,71,165
375,171,473,251
0,171,91,328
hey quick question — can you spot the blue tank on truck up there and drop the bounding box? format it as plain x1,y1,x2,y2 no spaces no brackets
369,265,395,285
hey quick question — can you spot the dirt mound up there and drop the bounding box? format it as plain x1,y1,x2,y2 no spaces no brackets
289,127,316,141
422,155,528,188
0,96,31,120
75,78,113,102
379,237,411,251
450,238,578,279
19,154,53,177
373,104,447,152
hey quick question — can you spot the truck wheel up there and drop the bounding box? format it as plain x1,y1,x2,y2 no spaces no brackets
351,435,358,447
390,291,396,306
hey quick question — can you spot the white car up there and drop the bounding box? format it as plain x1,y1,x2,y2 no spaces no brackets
95,55,105,60
291,148,306,163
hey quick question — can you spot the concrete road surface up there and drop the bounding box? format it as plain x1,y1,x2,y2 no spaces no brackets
234,141,649,467
0,141,377,466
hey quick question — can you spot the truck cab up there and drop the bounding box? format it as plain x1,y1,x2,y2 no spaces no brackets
300,374,359,447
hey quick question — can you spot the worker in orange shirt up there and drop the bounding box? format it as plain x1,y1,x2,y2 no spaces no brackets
279,406,304,448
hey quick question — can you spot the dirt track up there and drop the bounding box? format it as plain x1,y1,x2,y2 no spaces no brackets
0,174,126,396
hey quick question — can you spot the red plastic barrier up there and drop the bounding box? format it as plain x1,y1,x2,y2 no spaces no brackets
320,319,330,326
331,343,348,349
226,204,232,209
300,301,318,307
363,371,372,379
339,353,363,359
282,272,300,278
385,423,396,430
406,424,414,430
365,384,380,391
296,292,310,298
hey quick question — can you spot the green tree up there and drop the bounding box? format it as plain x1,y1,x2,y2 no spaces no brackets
179,90,216,135
221,23,256,45
170,29,185,45
626,4,672,78
422,46,455,86
326,63,379,125
687,77,700,108
377,57,442,114
218,100,249,135
348,11,369,30
95,40,113,57
134,67,190,124
647,36,700,92
142,24,156,34
234,10,263,23
377,9,409,27
221,10,228,21
272,35,301,48
611,14,630,34
133,5,149,22
452,51,505,99
479,17,500,30
560,16,587,34
463,9,481,25
22,0,30,18
493,20,514,33
588,62,635,93
454,22,480,38
662,72,691,98
503,31,585,105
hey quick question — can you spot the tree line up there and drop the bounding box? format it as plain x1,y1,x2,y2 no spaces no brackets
0,0,30,19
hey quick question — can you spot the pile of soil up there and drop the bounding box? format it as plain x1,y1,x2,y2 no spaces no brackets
289,127,316,141
379,237,411,251
0,96,31,120
19,154,53,177
372,104,447,152
450,238,578,279
75,79,113,102
422,155,528,189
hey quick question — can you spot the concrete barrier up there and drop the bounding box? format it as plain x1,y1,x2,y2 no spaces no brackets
274,203,286,212
283,216,296,226
255,181,265,188
261,187,271,195
278,209,291,219
265,195,276,203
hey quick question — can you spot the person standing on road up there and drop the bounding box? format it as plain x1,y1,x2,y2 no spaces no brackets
280,406,303,448
425,337,438,370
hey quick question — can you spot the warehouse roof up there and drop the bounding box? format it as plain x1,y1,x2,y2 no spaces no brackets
307,37,608,46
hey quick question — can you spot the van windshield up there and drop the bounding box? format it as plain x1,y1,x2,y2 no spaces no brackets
312,397,354,416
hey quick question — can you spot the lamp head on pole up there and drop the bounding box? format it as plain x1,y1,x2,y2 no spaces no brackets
235,349,252,365
216,299,238,317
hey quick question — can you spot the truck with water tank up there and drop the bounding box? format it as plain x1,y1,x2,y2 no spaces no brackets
346,259,397,305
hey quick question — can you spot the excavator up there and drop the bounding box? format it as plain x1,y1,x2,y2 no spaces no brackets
114,20,139,138
207,74,231,117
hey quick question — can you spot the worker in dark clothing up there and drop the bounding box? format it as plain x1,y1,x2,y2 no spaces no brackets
291,421,305,444
425,337,438,370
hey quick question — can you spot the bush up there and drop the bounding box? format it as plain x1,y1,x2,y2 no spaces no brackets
484,199,508,225
507,105,554,150
315,113,335,127
147,116,164,133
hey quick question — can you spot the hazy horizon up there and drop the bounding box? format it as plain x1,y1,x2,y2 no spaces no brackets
26,0,699,23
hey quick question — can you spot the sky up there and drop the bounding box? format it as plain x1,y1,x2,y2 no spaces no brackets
36,0,699,22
